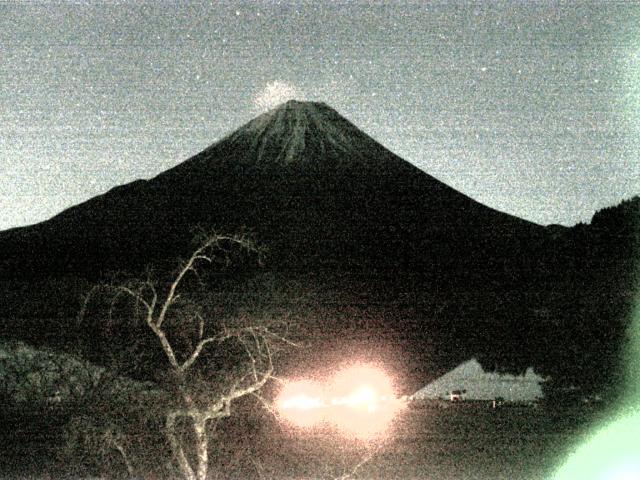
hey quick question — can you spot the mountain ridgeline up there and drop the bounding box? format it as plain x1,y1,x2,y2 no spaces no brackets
0,101,637,394
0,101,543,276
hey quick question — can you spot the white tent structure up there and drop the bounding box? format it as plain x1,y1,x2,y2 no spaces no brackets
411,358,545,403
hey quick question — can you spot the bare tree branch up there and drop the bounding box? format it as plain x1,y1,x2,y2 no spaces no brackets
104,429,136,478
179,337,218,372
335,444,381,480
78,232,287,480
250,392,280,419
156,233,257,330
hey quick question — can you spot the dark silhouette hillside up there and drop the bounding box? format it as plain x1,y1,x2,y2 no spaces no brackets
0,101,637,394
0,100,543,278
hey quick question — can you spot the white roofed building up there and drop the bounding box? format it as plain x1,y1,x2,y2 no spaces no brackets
411,358,545,403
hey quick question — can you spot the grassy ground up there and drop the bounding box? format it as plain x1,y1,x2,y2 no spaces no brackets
249,403,608,480
0,402,609,479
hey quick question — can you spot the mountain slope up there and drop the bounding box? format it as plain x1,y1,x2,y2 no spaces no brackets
0,100,542,279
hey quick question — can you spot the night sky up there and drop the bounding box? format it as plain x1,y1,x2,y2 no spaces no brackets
1,1,638,230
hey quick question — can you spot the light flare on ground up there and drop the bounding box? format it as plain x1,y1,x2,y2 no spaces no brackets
276,363,404,438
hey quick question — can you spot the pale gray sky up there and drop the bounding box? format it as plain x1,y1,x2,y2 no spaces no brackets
1,1,639,229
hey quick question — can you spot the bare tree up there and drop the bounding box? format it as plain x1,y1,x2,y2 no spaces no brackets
80,233,295,480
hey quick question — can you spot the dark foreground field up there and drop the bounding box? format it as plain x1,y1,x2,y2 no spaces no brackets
0,402,608,479
252,404,607,480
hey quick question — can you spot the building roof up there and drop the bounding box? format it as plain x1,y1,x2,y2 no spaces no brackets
411,358,545,402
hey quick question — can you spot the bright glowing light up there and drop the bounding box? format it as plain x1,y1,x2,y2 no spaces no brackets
553,410,640,480
343,386,377,411
554,298,640,479
280,393,324,411
277,380,325,427
253,81,300,111
276,363,404,438
331,365,394,403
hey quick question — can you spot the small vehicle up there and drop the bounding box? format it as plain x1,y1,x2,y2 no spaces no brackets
449,389,466,402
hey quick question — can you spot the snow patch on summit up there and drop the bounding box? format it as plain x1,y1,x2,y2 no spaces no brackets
228,100,366,166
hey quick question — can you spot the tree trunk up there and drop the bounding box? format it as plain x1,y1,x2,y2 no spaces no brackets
166,412,196,480
194,417,209,480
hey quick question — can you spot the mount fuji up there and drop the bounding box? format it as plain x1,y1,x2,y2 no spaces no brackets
0,100,636,392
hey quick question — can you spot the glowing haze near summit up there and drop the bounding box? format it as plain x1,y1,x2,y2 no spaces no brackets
1,2,639,230
254,80,300,111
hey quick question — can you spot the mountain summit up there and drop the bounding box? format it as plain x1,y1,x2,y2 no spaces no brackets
227,100,359,166
164,99,428,181
221,100,395,168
